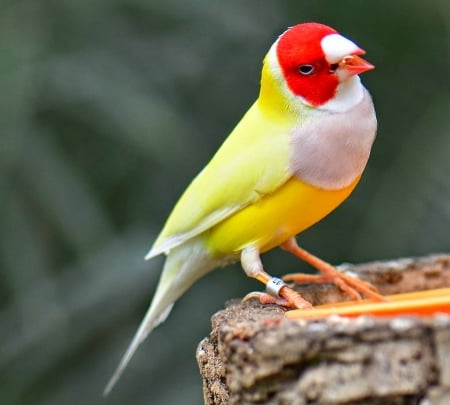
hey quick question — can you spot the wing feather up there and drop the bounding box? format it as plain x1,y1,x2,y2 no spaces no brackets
146,101,293,258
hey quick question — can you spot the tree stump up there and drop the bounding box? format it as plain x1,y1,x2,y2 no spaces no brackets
196,255,450,405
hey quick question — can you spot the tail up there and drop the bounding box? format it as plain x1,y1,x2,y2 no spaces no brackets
103,237,215,396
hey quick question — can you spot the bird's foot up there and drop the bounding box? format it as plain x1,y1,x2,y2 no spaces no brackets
280,238,386,302
240,247,313,309
243,284,313,309
283,268,384,302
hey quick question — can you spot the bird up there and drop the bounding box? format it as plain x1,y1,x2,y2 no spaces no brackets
104,22,381,394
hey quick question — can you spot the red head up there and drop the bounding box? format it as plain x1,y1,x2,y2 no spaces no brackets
273,23,374,107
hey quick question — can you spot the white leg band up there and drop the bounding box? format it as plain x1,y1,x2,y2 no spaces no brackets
266,277,286,297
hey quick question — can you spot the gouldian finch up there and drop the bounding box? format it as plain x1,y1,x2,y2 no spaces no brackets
105,22,380,394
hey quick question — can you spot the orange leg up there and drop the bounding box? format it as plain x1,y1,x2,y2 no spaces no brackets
241,246,312,309
280,238,385,302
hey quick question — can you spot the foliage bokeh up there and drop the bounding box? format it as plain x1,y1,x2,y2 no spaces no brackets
1,1,449,404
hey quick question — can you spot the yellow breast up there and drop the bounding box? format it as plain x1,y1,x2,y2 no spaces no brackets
206,175,360,256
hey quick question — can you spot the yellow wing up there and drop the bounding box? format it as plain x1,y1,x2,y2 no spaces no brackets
146,101,295,258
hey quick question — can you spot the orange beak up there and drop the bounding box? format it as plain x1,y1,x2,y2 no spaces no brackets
339,49,375,76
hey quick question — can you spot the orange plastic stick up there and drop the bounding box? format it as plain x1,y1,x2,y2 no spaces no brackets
285,288,450,319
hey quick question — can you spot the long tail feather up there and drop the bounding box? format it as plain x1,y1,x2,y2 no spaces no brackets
103,238,214,396
103,301,174,396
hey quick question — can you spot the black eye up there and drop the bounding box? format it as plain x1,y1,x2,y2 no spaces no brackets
329,63,339,73
298,64,315,75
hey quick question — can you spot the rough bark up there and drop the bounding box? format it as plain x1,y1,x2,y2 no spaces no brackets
197,254,450,405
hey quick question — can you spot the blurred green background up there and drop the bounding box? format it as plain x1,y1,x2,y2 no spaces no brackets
1,0,449,404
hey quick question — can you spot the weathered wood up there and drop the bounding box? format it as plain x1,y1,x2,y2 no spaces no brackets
197,255,450,404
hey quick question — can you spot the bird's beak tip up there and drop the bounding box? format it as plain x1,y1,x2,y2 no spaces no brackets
340,53,375,76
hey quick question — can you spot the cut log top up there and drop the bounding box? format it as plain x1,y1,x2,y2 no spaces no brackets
197,254,450,405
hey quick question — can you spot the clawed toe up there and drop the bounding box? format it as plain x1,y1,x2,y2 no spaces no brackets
283,270,385,302
243,287,313,309
280,239,386,302
243,291,290,306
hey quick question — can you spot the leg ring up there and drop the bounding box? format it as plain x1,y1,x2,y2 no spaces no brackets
266,277,287,298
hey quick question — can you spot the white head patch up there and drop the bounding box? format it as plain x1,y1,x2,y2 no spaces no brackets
321,34,361,63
